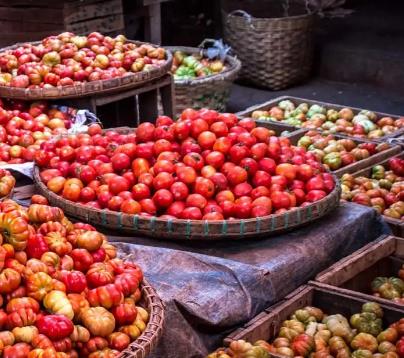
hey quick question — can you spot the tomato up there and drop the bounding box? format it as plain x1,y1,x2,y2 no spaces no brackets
213,137,232,154
80,187,96,202
181,207,202,220
36,314,74,340
234,201,251,219
136,122,155,142
258,158,276,174
108,176,130,195
153,172,174,190
170,182,189,201
305,175,325,192
167,201,186,217
186,194,207,209
26,234,49,259
139,198,157,215
194,177,215,198
306,190,327,202
216,190,235,203
70,249,93,272
131,183,150,201
203,212,224,220
229,144,250,163
227,166,248,186
183,152,204,170
173,120,191,140
271,191,291,210
210,173,228,191
153,189,173,208
275,163,297,181
205,151,225,169
252,171,271,187
251,186,270,199
197,131,217,150
111,153,130,171
297,164,314,181
176,166,197,185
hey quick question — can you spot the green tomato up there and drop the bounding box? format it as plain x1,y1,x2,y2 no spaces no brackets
323,152,342,170
371,165,386,180
278,100,295,111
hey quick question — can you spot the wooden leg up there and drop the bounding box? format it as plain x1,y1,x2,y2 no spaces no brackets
138,89,158,123
160,77,175,118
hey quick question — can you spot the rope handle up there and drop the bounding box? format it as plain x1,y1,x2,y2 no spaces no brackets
226,10,255,29
387,136,404,145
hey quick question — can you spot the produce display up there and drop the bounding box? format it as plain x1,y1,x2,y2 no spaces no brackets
0,197,148,357
0,32,166,89
371,265,404,304
35,108,336,220
341,157,404,219
0,169,15,199
297,130,391,171
208,302,404,358
0,99,74,164
172,51,225,80
251,99,404,139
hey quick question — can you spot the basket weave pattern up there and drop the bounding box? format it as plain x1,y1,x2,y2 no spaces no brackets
120,279,165,358
223,10,314,90
167,46,241,114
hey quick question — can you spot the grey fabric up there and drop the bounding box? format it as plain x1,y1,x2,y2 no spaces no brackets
111,203,390,358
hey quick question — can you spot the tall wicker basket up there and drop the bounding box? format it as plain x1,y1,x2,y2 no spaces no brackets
166,46,241,115
222,1,314,90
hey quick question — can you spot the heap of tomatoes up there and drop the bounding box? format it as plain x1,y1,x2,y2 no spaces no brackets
0,99,74,164
35,109,336,221
297,130,391,171
0,32,166,89
341,157,404,219
0,196,147,357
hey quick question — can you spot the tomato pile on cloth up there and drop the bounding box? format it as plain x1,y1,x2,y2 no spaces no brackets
0,197,147,357
36,108,336,220
0,32,166,89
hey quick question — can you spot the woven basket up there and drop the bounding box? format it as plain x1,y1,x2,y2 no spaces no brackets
166,46,241,114
222,2,314,90
34,123,341,240
120,278,165,358
0,40,172,100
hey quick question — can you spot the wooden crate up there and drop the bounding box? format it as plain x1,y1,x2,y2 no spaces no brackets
236,96,404,142
288,129,402,177
224,285,404,349
314,235,404,308
64,0,125,36
61,74,175,128
0,1,64,47
349,154,404,237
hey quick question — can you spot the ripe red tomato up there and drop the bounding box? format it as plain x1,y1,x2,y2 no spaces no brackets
218,113,238,128
198,131,217,149
153,189,174,208
251,186,270,199
234,201,251,219
210,173,228,191
80,187,96,202
170,181,189,201
210,121,228,137
156,115,174,126
216,190,235,203
220,200,235,218
181,108,199,121
132,158,150,177
181,206,202,220
136,122,155,142
251,127,271,143
132,183,151,201
213,137,232,154
233,182,253,198
176,166,197,185
167,201,186,217
306,175,325,192
153,139,172,155
238,118,256,131
108,195,124,211
194,177,215,198
227,166,248,186
173,120,191,140
271,191,291,210
183,152,204,170
229,144,250,164
186,193,207,209
251,205,271,217
153,172,174,190
205,151,225,169
252,170,271,187
190,119,209,138
239,158,258,177
306,190,327,202
109,176,130,195
139,198,157,214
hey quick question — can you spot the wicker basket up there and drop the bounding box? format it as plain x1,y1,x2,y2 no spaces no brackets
120,278,165,358
0,40,172,100
33,123,341,240
166,46,241,114
222,1,314,90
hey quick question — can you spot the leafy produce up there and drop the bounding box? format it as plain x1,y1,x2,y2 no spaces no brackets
172,51,225,80
370,264,404,303
0,197,148,357
0,32,166,89
35,108,336,220
0,99,75,164
208,303,404,358
297,130,390,171
341,157,404,218
251,100,404,139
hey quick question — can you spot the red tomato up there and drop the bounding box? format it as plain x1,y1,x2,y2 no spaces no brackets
213,137,232,154
251,206,271,217
229,144,250,164
220,200,235,218
181,207,202,220
186,193,207,209
306,175,325,192
210,173,228,191
121,199,141,214
176,166,197,185
153,189,174,208
139,198,157,215
109,176,130,195
153,159,175,174
234,201,251,219
190,119,209,138
198,131,217,149
216,190,235,203
205,151,225,169
251,186,270,199
167,201,186,217
227,166,248,186
170,181,189,201
183,152,204,170
194,177,215,198
306,190,327,202
275,163,297,181
252,170,271,187
297,164,314,181
136,122,155,142
108,195,124,211
153,172,174,190
271,191,291,210
210,121,229,137
132,183,151,201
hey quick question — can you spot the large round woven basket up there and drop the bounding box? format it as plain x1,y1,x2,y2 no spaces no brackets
222,1,314,90
120,278,165,358
34,161,341,240
166,46,241,115
0,40,172,100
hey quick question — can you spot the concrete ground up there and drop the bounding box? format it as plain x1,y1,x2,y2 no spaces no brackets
227,79,404,115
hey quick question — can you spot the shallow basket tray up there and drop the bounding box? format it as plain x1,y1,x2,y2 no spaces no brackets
120,278,164,358
0,40,172,100
166,46,241,114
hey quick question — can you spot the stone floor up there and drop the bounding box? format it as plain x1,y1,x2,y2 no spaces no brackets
227,78,404,115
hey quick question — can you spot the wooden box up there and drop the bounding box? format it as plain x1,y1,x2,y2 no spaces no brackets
236,96,404,142
314,235,404,308
349,154,404,237
224,285,404,351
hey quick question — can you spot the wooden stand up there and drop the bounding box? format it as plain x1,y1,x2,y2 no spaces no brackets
63,74,175,128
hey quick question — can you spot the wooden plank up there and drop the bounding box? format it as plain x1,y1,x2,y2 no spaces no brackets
0,20,61,32
64,0,122,24
138,88,158,123
159,75,175,118
315,235,396,286
65,14,124,36
144,3,161,44
142,0,172,5
0,31,64,47
0,7,62,24
0,1,62,8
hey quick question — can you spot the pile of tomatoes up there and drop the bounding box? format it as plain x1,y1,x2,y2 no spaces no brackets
35,109,336,221
0,99,73,164
297,130,391,171
0,196,147,357
341,157,404,219
0,32,166,89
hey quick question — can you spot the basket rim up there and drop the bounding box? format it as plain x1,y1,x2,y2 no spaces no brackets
0,39,172,100
119,277,165,358
223,8,314,22
165,45,241,87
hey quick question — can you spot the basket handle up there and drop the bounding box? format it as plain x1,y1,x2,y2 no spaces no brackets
226,9,255,29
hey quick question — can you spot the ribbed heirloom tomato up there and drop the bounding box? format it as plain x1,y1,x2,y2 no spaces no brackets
35,108,335,220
